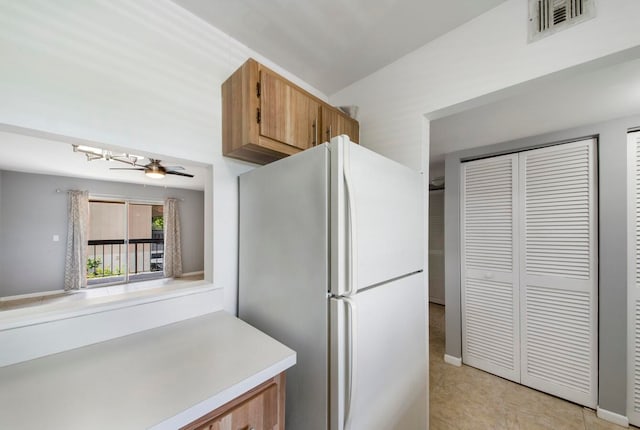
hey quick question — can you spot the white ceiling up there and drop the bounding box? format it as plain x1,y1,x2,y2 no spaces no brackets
174,0,640,176
430,56,640,170
172,0,507,95
0,126,208,191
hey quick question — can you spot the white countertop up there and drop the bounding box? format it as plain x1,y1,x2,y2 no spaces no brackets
0,311,296,429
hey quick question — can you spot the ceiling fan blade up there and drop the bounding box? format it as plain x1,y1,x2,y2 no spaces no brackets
164,166,185,170
109,167,145,171
166,170,194,178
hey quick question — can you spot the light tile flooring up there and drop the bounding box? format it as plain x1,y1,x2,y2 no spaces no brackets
429,303,636,430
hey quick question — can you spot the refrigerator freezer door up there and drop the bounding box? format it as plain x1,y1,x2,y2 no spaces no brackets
330,272,428,430
330,136,424,296
239,145,330,430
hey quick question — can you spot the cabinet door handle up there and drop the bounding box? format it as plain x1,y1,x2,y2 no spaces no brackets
312,119,317,147
326,126,331,142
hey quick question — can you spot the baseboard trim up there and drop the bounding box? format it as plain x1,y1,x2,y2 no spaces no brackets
429,297,445,305
444,354,462,367
597,407,629,427
0,289,65,302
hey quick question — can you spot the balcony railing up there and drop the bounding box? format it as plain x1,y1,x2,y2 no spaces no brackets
87,238,164,285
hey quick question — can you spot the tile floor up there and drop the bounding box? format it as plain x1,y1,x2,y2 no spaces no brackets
429,303,636,430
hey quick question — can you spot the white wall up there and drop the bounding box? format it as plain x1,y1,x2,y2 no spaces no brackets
329,0,640,171
0,0,327,314
4,0,640,359
327,2,640,418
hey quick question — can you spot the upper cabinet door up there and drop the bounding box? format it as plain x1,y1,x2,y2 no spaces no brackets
321,106,359,144
343,115,359,144
260,69,320,151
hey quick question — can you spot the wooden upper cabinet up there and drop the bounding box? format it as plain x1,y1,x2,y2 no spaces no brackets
320,105,359,145
222,58,359,165
260,69,320,151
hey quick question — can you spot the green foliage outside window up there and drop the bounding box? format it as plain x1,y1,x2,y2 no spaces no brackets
86,257,123,278
87,257,101,275
152,216,164,230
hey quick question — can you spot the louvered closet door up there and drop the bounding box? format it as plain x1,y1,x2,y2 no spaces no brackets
461,154,520,382
519,139,597,408
628,131,640,426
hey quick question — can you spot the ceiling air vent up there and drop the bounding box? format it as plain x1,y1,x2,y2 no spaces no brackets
528,0,595,42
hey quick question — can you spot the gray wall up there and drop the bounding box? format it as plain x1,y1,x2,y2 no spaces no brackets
444,114,640,414
0,172,2,257
0,170,204,297
429,189,445,304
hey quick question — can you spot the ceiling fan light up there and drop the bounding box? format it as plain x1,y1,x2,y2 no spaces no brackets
144,160,167,179
145,171,165,179
145,162,166,179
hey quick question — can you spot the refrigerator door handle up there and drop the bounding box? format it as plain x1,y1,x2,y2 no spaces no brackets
343,296,358,430
343,140,359,296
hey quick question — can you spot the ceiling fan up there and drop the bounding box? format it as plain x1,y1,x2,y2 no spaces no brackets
110,159,194,179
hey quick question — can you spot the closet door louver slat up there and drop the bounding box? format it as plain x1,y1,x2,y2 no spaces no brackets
520,139,597,408
628,131,640,426
461,154,520,382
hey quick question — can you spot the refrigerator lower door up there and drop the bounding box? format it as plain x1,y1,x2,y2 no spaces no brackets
330,272,427,430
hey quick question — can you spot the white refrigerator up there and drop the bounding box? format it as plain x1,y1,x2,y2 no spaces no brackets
238,135,427,430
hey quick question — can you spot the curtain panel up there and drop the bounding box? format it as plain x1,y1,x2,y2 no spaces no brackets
64,190,89,291
164,197,183,278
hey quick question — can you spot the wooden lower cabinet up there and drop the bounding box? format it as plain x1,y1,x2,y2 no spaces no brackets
181,373,286,430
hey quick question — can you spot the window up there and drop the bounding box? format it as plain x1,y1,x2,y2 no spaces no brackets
87,199,164,286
